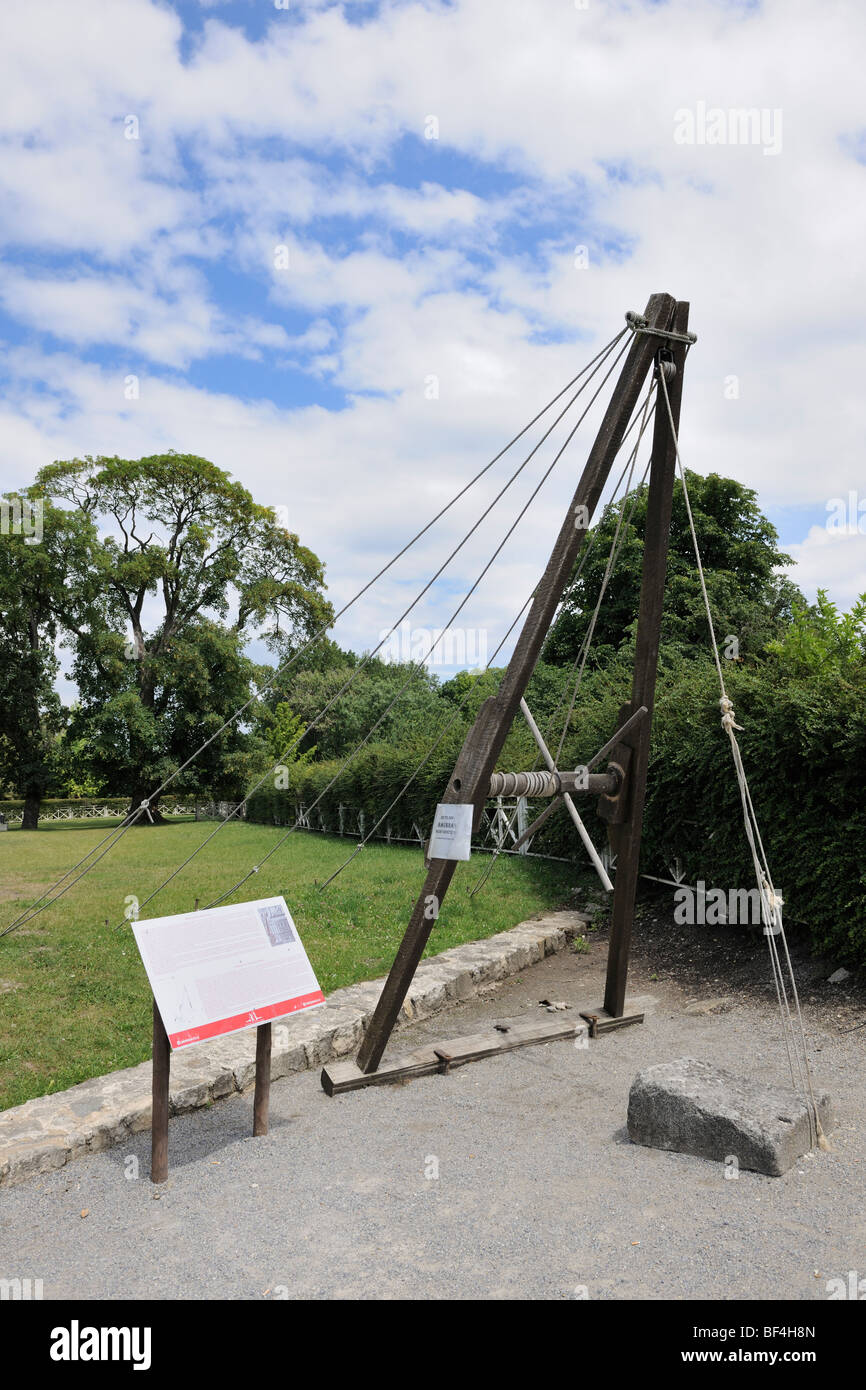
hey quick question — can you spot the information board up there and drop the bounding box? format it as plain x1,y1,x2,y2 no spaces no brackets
132,896,324,1050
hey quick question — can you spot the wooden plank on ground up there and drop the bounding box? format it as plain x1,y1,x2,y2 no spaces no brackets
323,1005,645,1095
321,1045,443,1096
579,1006,645,1038
434,1016,586,1068
323,1016,592,1093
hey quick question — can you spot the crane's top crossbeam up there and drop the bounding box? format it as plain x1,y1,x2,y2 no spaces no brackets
625,309,697,345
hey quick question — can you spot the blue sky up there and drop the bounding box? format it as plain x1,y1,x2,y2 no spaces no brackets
1,0,864,691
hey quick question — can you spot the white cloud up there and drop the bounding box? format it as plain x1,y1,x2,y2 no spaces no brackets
0,266,303,368
1,335,634,672
785,526,866,609
1,0,865,666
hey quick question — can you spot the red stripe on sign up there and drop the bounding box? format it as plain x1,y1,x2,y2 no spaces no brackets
169,990,325,1049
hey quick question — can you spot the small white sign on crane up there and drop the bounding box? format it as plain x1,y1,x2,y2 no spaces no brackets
427,803,474,860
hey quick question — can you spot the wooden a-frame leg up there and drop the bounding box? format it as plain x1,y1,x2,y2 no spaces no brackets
603,301,691,1018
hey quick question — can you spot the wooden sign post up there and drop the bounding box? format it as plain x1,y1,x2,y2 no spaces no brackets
151,998,171,1185
150,1000,272,1183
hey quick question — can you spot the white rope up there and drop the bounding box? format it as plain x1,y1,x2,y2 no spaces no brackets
656,367,829,1151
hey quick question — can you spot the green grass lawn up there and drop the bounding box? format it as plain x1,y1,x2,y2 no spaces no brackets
0,820,576,1111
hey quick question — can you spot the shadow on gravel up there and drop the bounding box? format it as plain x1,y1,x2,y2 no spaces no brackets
98,1096,297,1179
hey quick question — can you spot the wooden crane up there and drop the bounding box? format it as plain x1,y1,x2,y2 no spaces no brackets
322,292,693,1095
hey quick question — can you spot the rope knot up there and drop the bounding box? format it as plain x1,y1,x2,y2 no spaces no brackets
719,696,743,733
760,876,785,923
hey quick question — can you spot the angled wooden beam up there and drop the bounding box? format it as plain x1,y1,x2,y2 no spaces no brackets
585,705,648,773
352,292,678,1077
602,301,691,1017
501,794,565,853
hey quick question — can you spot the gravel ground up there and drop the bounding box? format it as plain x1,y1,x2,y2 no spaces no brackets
1,923,864,1301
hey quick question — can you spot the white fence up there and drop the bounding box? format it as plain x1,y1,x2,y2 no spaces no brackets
0,799,245,825
265,796,576,864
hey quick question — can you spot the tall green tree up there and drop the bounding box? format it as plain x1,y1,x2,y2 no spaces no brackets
37,453,333,821
544,471,801,667
0,490,101,827
278,655,449,761
264,703,316,773
765,590,866,675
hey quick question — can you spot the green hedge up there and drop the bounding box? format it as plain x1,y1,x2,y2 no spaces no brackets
646,661,866,968
517,652,866,967
247,731,466,841
248,649,866,970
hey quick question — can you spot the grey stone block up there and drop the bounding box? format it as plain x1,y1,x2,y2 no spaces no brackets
408,975,448,1019
627,1057,833,1176
684,996,736,1016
